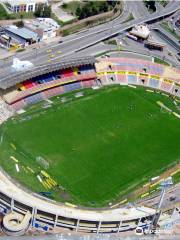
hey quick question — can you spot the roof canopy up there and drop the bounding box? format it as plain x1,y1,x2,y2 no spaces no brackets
0,56,96,90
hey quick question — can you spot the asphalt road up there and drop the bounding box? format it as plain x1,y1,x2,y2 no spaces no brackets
117,28,179,68
0,1,179,80
152,24,180,52
138,184,180,210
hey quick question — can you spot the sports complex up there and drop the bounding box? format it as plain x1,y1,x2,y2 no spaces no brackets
0,55,179,235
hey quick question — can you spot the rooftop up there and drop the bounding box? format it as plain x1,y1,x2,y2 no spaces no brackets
0,56,96,89
24,18,59,31
6,0,47,5
5,25,39,41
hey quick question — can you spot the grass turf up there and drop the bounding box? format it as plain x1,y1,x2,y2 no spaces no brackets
0,86,179,207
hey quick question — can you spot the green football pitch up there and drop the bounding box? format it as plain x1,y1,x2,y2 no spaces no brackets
0,86,179,207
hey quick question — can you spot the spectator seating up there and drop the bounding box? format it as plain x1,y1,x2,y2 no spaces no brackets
116,74,127,85
127,75,138,85
148,78,160,89
3,59,180,112
97,75,108,85
60,68,75,78
138,76,149,86
11,100,26,111
172,85,180,97
96,58,165,76
3,69,96,105
106,74,117,83
43,86,64,99
160,80,174,93
81,79,95,88
24,93,44,105
79,65,95,74
64,82,82,93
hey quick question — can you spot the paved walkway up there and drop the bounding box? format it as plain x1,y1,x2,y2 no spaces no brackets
51,2,75,23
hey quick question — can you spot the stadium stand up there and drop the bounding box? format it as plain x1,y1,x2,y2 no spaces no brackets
81,79,95,88
116,73,128,85
148,78,160,89
97,74,108,85
106,73,117,83
3,58,179,110
11,100,27,111
1,57,180,112
3,67,96,109
138,76,149,86
172,84,180,97
160,80,174,93
95,58,179,93
64,82,82,93
127,75,138,85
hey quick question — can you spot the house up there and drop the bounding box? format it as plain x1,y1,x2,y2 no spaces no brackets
24,18,59,40
5,25,39,46
5,0,48,13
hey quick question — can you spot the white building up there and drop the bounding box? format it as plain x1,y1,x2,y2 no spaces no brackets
130,25,150,39
5,0,48,13
24,18,59,40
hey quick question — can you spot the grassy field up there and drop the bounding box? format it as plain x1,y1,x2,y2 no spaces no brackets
0,86,179,207
154,57,170,66
61,1,82,16
160,22,180,40
0,3,8,19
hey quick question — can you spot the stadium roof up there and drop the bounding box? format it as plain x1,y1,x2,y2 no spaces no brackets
0,56,96,90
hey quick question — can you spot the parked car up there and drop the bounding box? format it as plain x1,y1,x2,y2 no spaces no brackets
169,196,176,201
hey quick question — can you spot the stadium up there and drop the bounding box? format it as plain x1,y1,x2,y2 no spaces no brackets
0,55,179,235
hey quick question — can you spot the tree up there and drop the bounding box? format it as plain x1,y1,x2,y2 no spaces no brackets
34,4,43,17
14,20,24,28
75,6,81,18
103,2,109,12
62,3,67,9
145,0,156,12
42,5,51,18
107,0,116,8
91,6,98,16
35,4,51,18
79,9,85,20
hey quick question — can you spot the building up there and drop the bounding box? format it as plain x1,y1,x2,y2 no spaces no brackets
5,25,40,46
130,25,150,39
5,0,48,13
24,18,59,40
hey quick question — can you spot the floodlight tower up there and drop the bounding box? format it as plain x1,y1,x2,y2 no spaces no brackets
135,176,174,236
150,177,174,233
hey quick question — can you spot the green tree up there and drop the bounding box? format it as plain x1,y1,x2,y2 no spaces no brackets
34,4,43,17
75,6,81,18
42,5,51,18
62,3,67,9
14,20,24,27
103,2,109,12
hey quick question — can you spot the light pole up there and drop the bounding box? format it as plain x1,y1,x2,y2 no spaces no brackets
135,176,174,236
149,177,173,234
